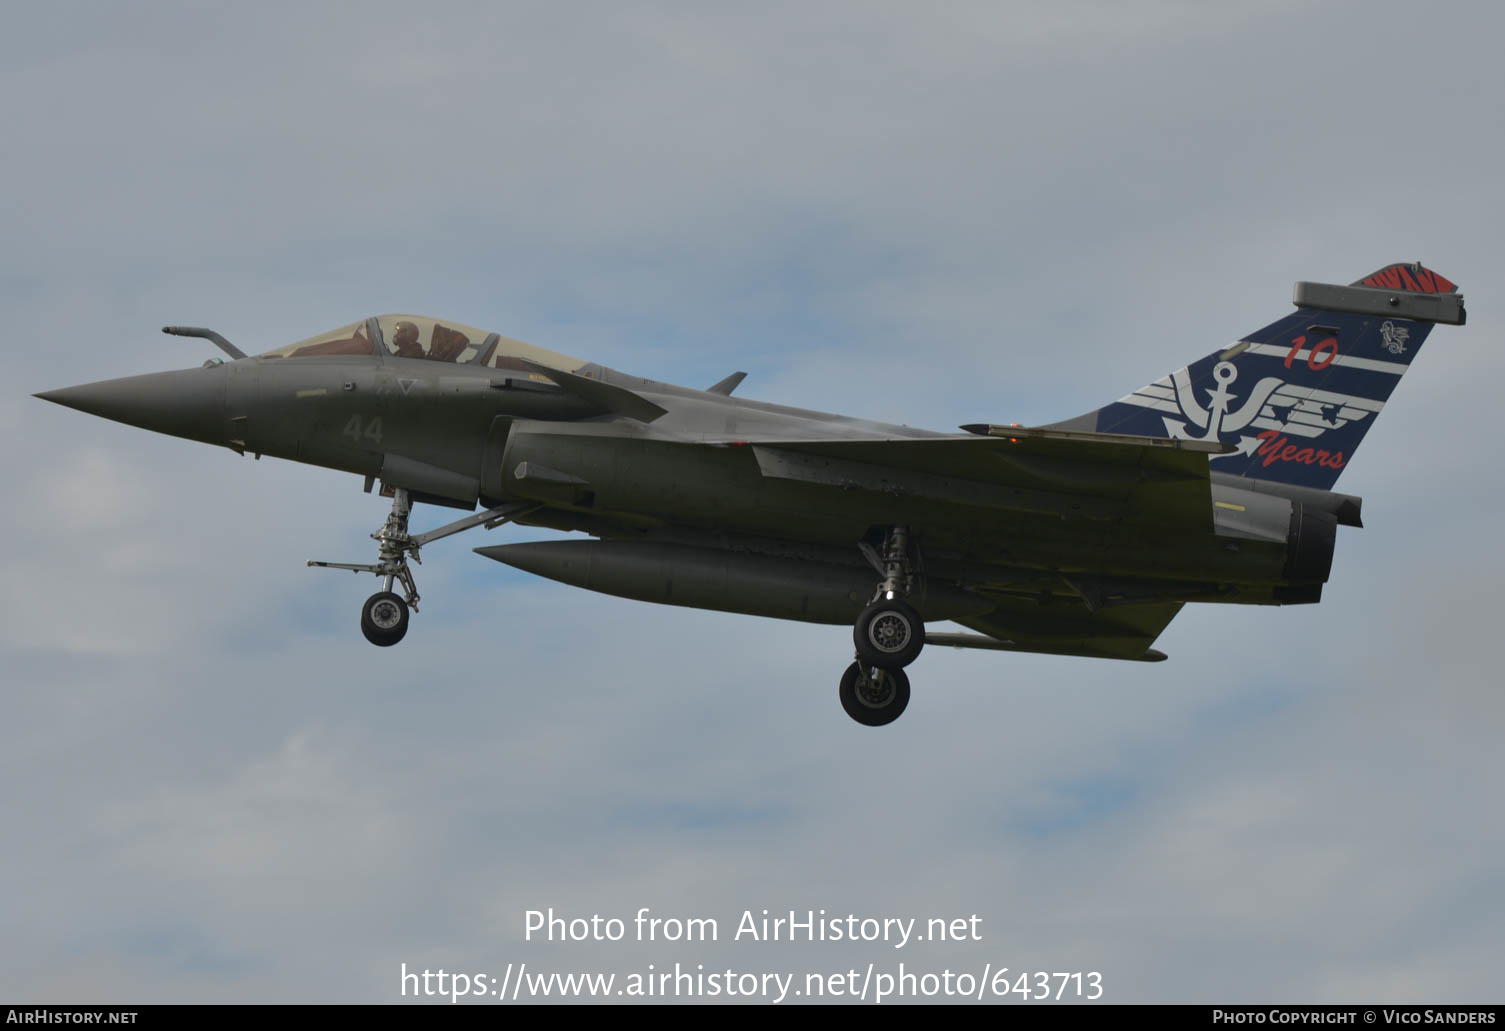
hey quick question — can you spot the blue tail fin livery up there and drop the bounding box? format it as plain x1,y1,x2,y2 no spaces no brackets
1080,262,1464,490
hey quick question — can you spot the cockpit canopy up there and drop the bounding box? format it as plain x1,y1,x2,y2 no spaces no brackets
258,315,584,372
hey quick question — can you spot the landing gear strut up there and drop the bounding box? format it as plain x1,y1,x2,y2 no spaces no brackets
842,526,925,726
309,487,537,647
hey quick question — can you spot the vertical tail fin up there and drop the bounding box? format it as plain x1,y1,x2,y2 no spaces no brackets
1074,262,1465,489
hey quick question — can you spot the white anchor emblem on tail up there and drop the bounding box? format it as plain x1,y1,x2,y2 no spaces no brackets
1114,358,1384,458
1163,362,1283,454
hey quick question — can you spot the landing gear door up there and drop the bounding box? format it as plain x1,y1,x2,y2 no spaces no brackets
480,416,513,503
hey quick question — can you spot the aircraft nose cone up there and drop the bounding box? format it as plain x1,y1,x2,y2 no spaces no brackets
35,365,228,445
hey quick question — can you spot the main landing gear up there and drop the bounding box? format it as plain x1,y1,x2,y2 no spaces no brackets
309,487,537,647
841,527,924,727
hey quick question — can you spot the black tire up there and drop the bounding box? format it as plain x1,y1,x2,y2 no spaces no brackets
360,591,409,646
839,662,910,727
853,598,924,669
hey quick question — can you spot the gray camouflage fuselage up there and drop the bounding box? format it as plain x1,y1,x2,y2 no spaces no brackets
38,332,1341,660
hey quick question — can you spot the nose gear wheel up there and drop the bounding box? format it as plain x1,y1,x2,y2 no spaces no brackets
361,590,410,646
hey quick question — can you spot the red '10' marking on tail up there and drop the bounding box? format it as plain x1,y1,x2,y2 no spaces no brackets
1284,335,1339,371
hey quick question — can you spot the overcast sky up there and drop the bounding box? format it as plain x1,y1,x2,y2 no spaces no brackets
4,1,1503,1005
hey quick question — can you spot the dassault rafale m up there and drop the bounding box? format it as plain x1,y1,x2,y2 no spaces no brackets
36,262,1464,725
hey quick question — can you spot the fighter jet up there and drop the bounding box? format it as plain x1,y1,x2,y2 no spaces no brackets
35,263,1465,725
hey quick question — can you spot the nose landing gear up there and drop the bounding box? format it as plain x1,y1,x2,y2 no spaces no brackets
309,487,537,646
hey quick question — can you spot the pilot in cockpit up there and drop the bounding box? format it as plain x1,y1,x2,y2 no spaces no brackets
391,320,425,358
